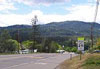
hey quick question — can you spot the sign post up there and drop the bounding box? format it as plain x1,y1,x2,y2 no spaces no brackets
77,37,84,60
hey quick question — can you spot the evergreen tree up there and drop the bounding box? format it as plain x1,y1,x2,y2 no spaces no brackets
0,29,11,53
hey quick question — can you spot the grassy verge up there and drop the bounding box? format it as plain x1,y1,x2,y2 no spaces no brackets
82,54,100,69
58,53,100,69
0,53,17,55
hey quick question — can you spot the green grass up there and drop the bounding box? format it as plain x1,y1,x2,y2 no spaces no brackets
82,54,100,69
59,53,100,69
0,52,17,55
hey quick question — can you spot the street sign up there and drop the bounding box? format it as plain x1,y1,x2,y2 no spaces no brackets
78,37,84,51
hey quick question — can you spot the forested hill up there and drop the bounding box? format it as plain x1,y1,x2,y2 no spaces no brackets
0,21,100,41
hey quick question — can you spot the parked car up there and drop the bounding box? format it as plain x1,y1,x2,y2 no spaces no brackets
19,49,29,54
93,50,100,53
56,50,65,53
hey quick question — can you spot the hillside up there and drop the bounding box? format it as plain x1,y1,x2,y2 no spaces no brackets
0,21,100,41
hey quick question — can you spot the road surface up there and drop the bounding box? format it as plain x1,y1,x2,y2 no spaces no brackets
0,53,76,69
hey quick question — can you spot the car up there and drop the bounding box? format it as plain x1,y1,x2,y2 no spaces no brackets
19,49,29,54
93,50,100,53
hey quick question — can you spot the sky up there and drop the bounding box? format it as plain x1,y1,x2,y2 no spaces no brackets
0,0,100,26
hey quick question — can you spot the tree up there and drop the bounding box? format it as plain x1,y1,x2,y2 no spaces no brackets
0,30,19,53
42,38,51,53
7,39,19,52
84,40,91,50
50,41,62,53
36,44,42,52
64,47,72,52
0,29,11,53
42,38,62,53
71,47,77,52
21,40,33,49
96,38,100,50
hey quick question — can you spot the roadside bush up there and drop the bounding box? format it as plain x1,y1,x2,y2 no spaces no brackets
64,46,77,52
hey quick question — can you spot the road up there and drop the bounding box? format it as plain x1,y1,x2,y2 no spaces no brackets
0,53,76,69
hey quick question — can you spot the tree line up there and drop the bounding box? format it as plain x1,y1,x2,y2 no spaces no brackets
0,29,100,53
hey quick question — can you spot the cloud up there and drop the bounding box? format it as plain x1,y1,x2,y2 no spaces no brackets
88,0,95,3
65,4,100,22
0,0,17,11
0,10,67,26
0,3,100,27
14,0,70,6
0,10,43,26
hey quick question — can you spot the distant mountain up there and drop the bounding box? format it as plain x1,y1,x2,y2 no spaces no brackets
39,21,100,37
0,21,100,41
3,25,31,29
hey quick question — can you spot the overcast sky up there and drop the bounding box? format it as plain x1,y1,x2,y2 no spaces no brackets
0,0,100,26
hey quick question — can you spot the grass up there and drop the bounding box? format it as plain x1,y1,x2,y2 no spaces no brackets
57,53,100,69
0,53,17,55
82,54,100,69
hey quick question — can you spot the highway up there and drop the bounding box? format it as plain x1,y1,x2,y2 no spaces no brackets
0,53,76,69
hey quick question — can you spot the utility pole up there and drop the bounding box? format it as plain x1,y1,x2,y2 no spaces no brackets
31,15,38,51
91,0,99,50
17,28,20,54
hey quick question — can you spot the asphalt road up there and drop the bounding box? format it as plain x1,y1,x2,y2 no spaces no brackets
0,53,76,69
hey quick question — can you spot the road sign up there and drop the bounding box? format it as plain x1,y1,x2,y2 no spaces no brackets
78,37,84,51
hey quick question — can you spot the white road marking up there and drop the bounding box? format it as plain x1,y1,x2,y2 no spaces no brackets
2,63,29,69
2,57,46,69
34,62,47,65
